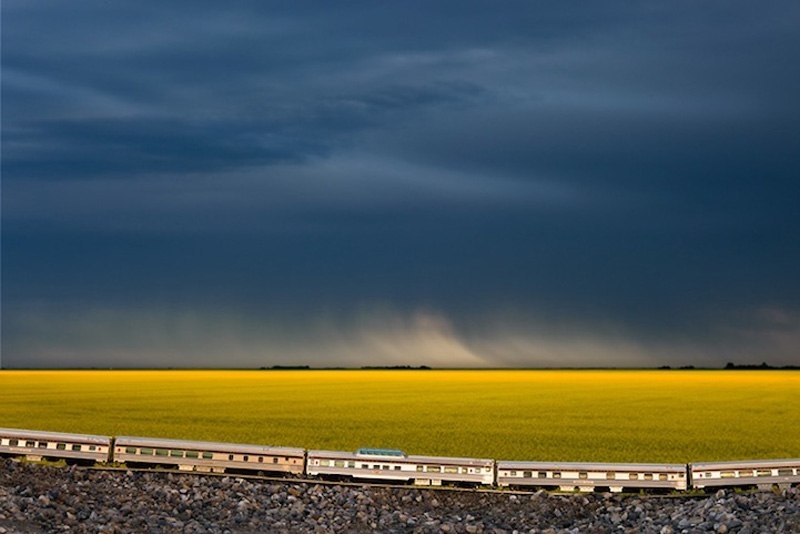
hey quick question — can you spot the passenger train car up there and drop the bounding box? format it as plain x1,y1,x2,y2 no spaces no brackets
114,435,305,474
690,459,800,490
497,461,688,492
0,428,111,464
307,448,494,486
1,427,799,492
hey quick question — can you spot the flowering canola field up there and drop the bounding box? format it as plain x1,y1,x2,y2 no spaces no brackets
1,370,798,463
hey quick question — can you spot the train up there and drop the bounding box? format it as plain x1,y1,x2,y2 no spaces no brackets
2,427,799,493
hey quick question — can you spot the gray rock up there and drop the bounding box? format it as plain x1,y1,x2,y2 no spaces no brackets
2,459,800,533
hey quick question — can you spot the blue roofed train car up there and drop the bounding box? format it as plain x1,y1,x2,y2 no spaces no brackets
307,448,494,486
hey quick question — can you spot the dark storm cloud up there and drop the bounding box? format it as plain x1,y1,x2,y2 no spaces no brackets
3,1,800,368
3,118,314,180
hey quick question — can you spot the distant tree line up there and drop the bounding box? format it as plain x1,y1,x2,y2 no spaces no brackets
360,365,432,370
658,362,799,370
723,362,799,370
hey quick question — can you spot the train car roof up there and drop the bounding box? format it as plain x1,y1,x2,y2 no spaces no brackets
114,435,305,455
308,449,493,465
690,459,800,470
0,427,111,444
356,448,406,457
497,460,686,471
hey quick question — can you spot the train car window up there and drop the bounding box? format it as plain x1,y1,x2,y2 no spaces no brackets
273,457,279,464
757,469,772,477
319,459,330,467
202,452,213,460
778,469,793,476
538,472,547,479
38,442,48,449
579,472,588,480
89,446,96,451
228,454,234,461
394,466,401,470
125,447,137,454
416,465,424,472
72,444,82,452
739,470,753,477
26,441,36,448
334,460,345,468
523,471,532,478
155,449,168,457
373,464,380,470
382,465,389,470
444,466,458,474
186,451,199,459
509,470,517,477
426,466,441,473
721,471,736,478
257,456,263,463
363,464,371,469
628,473,639,480
9,439,18,447
141,448,154,456
659,473,668,481
553,472,561,479
348,461,356,468
644,473,653,481
243,456,249,462
57,443,67,451
170,450,184,458
606,472,616,480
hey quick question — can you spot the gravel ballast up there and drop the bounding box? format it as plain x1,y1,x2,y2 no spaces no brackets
1,459,799,533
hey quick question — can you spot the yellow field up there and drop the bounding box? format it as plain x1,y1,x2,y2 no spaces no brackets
1,370,798,463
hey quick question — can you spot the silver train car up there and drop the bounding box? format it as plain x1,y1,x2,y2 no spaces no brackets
497,461,688,492
2,427,799,492
0,427,111,464
114,435,305,474
691,459,800,490
307,448,495,486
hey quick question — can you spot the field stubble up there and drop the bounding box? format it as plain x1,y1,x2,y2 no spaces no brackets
1,370,798,463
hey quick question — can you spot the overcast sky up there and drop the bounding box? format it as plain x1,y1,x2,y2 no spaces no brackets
3,1,799,368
